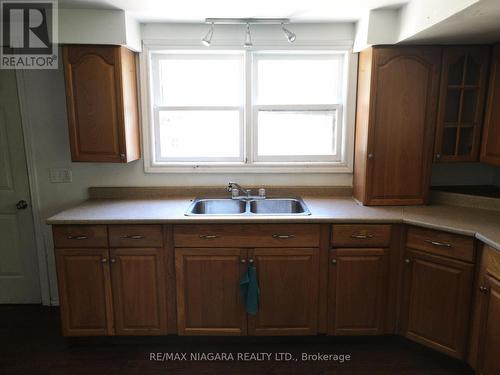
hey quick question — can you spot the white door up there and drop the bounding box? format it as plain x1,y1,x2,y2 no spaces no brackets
0,70,40,303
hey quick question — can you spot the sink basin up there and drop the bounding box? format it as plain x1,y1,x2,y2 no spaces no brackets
188,199,246,215
185,198,310,216
249,198,309,215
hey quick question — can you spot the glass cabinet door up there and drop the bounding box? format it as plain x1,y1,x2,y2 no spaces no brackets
434,47,490,162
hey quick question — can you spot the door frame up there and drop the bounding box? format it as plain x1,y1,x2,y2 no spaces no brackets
15,71,51,305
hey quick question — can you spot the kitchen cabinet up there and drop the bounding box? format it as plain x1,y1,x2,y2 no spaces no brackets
175,248,248,336
467,245,500,374
353,47,441,205
434,46,490,162
400,227,475,359
63,45,140,163
327,248,388,335
248,248,319,336
481,44,500,166
54,225,168,336
328,225,391,335
173,224,321,336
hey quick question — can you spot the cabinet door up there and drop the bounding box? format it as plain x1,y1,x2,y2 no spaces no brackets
481,44,500,166
327,248,388,335
55,248,114,336
366,47,441,205
109,248,167,335
477,274,500,375
175,248,247,335
401,250,473,359
435,47,489,162
248,248,319,335
63,46,125,162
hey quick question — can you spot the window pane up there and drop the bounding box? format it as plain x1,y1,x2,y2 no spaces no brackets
159,111,240,159
158,55,243,106
257,110,337,156
256,56,341,105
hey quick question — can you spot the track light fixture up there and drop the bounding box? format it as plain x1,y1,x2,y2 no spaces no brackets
201,18,295,47
201,22,214,47
243,23,253,49
281,23,296,43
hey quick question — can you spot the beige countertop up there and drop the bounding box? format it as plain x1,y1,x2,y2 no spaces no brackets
46,196,500,251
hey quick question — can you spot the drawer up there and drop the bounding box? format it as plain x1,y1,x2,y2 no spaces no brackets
108,225,163,247
406,226,475,262
331,224,392,247
53,225,107,248
174,224,320,248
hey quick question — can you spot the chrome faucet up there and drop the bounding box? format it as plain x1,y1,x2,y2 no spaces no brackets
227,182,251,198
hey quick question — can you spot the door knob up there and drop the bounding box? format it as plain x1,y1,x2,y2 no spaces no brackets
16,200,28,210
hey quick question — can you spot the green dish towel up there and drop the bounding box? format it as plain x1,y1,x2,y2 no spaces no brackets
240,264,260,315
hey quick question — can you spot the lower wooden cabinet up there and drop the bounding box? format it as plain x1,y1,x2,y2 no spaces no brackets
174,248,247,336
327,248,388,335
110,248,167,335
55,247,167,336
400,250,473,359
248,248,319,336
174,247,319,336
56,248,114,336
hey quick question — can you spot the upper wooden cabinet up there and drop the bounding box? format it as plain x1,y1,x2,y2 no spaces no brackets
353,47,441,206
63,45,140,163
434,47,490,162
481,44,500,167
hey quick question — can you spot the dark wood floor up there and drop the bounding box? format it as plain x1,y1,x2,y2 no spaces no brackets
0,305,473,375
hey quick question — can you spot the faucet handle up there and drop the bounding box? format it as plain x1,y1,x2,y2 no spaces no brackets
258,188,266,197
231,188,239,198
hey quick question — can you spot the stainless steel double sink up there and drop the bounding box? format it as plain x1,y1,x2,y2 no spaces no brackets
185,198,311,216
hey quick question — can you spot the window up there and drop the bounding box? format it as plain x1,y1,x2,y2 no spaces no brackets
145,48,354,172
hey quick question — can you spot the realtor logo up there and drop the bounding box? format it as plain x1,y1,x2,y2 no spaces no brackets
1,0,58,69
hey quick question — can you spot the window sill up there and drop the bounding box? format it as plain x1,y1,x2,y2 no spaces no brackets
144,162,352,174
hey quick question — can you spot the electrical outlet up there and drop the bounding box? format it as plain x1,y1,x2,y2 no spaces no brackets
49,168,72,183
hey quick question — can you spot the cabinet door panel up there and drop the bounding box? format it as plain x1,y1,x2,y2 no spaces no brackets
175,248,247,335
248,248,319,336
110,248,167,335
64,46,122,162
481,44,500,166
477,275,500,375
55,248,113,336
328,248,388,335
402,250,473,359
367,48,440,205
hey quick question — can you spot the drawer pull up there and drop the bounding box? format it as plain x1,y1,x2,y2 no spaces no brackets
350,233,374,239
67,235,88,240
121,235,145,240
331,259,337,264
272,234,295,239
199,235,218,239
479,286,489,294
424,239,452,248
101,258,107,263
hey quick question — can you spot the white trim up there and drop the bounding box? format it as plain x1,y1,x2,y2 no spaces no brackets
140,42,357,174
15,71,51,306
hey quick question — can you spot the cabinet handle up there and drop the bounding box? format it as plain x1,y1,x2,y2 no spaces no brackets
368,153,374,159
199,235,218,239
241,259,247,264
272,234,295,239
67,235,88,240
479,286,489,294
436,154,441,160
249,259,254,264
351,233,374,239
121,234,145,240
110,258,116,263
424,239,452,248
101,258,108,263
404,258,411,264
331,259,337,265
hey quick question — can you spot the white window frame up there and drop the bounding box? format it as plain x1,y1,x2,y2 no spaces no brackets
150,51,245,163
140,42,357,174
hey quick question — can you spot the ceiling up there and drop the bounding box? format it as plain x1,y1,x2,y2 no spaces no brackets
58,0,406,22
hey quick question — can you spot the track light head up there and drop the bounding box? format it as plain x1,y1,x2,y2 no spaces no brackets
243,23,253,49
281,23,296,43
202,22,214,47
